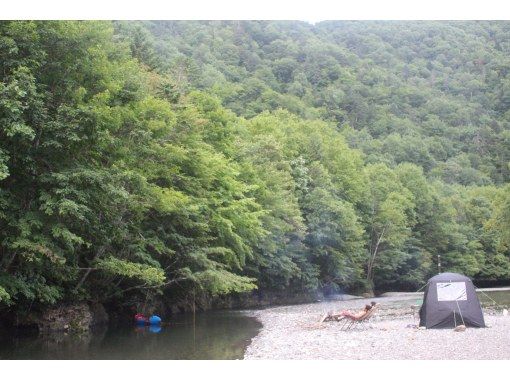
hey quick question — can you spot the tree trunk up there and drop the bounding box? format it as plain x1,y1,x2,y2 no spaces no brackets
366,227,385,289
74,246,105,291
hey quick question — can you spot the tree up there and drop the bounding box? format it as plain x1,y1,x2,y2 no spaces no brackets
363,164,415,291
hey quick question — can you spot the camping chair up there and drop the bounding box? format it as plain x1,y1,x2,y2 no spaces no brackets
340,304,379,331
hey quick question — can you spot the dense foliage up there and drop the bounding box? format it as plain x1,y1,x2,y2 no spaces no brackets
1,21,509,316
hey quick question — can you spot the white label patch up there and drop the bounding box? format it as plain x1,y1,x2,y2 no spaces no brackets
436,282,467,301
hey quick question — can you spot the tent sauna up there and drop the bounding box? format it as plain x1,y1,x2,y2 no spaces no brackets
419,272,485,329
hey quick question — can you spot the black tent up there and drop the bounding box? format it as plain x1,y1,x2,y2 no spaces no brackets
419,272,485,329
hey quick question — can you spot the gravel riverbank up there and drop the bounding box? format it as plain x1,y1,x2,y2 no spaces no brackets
244,297,510,360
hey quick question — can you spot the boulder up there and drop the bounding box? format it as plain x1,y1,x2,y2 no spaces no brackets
89,303,109,326
37,303,92,333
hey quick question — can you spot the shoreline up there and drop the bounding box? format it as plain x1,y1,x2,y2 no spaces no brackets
243,296,510,360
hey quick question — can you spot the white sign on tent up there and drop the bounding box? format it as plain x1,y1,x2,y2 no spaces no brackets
436,282,467,301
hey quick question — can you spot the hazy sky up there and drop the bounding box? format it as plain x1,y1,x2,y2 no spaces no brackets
3,0,509,20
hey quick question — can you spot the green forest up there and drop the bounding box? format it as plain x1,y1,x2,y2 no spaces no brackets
1,21,510,318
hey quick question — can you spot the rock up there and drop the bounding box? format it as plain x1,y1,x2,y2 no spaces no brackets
37,303,93,333
89,303,109,326
453,324,466,332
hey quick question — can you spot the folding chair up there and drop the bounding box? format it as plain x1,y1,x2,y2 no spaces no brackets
340,304,379,331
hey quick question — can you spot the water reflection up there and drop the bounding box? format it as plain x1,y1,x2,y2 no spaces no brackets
0,311,261,360
148,325,162,334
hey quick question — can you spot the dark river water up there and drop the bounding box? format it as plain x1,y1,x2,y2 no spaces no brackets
0,310,261,360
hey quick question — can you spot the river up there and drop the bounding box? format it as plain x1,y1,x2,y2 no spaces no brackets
379,288,510,309
0,310,261,360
